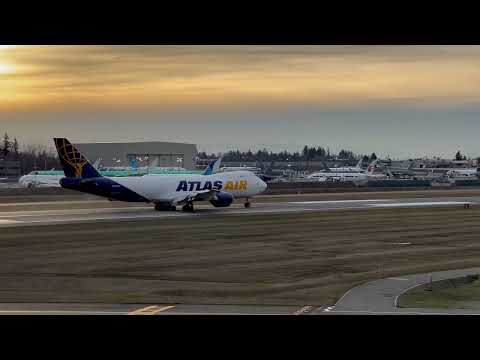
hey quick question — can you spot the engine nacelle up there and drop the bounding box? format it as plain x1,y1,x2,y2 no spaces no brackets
210,191,234,207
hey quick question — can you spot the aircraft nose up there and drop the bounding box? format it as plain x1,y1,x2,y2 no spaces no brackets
259,178,267,192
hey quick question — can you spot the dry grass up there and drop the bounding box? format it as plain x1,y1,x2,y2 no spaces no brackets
399,276,480,309
1,206,480,305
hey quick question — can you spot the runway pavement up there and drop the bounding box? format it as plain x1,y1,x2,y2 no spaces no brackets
0,195,478,228
0,303,309,315
314,267,480,315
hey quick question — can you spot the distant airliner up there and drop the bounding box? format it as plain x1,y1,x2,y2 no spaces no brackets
306,159,380,184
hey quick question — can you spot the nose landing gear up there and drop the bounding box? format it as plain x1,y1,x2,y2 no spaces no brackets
182,202,194,212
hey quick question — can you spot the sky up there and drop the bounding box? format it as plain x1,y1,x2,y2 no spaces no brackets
0,45,480,159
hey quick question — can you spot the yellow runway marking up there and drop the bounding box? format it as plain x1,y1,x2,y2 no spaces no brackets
128,305,175,315
150,305,176,315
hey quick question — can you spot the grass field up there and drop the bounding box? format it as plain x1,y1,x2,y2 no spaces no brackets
1,206,480,305
399,275,480,309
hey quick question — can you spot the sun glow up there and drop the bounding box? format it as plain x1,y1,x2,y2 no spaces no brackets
0,63,13,74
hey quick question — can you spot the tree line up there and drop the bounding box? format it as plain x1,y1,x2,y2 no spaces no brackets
0,133,60,174
198,146,376,163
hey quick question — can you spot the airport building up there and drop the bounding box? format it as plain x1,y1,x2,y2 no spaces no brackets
75,141,198,169
0,159,21,177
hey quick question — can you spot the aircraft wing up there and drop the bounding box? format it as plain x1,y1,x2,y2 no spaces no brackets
171,189,219,206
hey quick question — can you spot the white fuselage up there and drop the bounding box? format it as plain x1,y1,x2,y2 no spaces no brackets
306,172,369,183
111,170,267,203
446,169,478,177
316,167,362,173
18,174,62,188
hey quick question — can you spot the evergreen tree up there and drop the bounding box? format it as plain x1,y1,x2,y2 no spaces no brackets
302,146,309,160
455,150,463,161
316,146,326,158
12,137,19,159
370,152,377,160
2,132,10,157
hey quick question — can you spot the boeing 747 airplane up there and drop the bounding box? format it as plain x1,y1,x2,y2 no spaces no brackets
53,138,267,211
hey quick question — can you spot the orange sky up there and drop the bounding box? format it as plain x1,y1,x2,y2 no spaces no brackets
1,45,480,111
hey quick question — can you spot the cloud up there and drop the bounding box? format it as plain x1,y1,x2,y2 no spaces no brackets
1,45,480,111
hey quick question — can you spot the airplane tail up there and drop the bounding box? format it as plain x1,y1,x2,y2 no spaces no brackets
366,159,379,175
321,160,331,172
53,138,101,179
148,157,159,169
129,157,138,169
203,157,222,175
92,158,101,170
355,158,363,169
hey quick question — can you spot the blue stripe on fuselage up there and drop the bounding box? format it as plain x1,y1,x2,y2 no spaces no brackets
60,177,148,202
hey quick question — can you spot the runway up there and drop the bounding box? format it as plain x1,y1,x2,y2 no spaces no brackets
0,195,478,228
0,303,309,315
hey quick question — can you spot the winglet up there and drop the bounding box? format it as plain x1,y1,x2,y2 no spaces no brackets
53,138,101,178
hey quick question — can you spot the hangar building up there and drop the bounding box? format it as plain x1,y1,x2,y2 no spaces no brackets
75,141,198,169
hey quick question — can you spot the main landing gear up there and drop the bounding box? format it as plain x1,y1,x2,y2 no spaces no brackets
244,198,251,208
182,202,194,212
154,203,176,211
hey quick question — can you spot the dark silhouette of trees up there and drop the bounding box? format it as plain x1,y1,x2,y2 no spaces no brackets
12,138,19,159
208,145,365,163
455,151,467,161
2,132,10,157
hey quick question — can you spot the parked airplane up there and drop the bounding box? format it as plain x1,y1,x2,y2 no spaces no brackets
445,168,478,178
306,160,380,184
19,157,222,189
53,138,266,211
317,158,364,173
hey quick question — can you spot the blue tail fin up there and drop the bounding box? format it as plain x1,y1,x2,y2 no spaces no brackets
53,138,101,178
203,157,222,175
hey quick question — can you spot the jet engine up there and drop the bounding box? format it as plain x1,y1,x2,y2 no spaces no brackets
210,191,234,207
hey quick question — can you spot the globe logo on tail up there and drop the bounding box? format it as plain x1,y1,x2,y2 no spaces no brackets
55,138,87,178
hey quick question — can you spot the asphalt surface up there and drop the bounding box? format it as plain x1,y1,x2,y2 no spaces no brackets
314,267,480,315
0,195,477,228
0,303,308,315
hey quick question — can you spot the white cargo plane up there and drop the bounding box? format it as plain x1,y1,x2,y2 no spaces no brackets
53,138,267,211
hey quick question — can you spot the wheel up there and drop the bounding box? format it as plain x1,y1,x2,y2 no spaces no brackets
244,202,251,208
182,203,194,212
155,203,176,211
